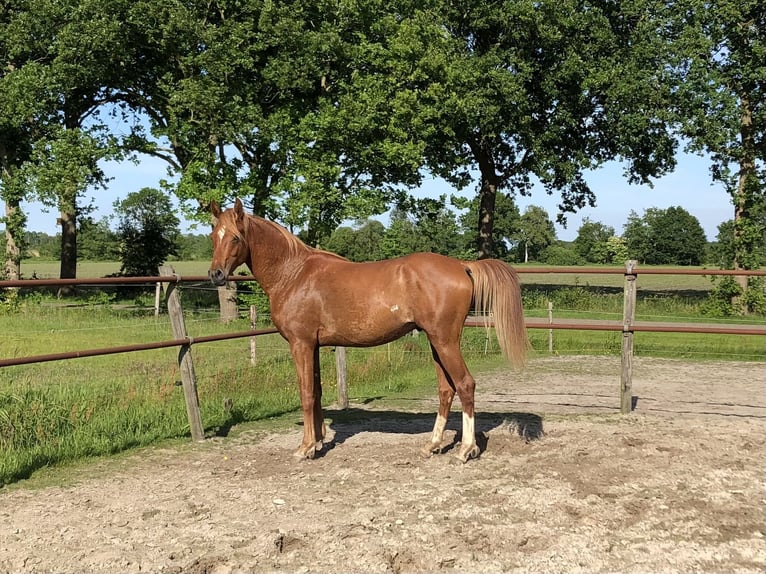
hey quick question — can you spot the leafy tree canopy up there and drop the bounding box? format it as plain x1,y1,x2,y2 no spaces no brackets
623,206,707,265
114,187,180,276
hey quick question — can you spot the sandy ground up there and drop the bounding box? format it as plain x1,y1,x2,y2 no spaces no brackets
1,355,764,573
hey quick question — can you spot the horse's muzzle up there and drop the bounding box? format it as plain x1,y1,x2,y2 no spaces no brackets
208,268,227,286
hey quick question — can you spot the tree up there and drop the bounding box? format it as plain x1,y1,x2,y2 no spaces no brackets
381,210,423,259
323,226,356,259
604,236,630,265
175,234,212,261
1,0,129,288
78,216,119,261
0,0,53,279
114,188,180,276
515,206,556,263
623,206,707,265
387,0,679,258
671,0,765,281
352,221,387,262
120,0,423,243
622,210,652,263
573,219,616,264
455,192,521,260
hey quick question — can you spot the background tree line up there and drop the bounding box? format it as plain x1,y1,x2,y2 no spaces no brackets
21,191,733,270
1,0,763,300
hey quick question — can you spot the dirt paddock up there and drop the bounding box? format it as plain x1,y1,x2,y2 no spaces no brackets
1,355,764,573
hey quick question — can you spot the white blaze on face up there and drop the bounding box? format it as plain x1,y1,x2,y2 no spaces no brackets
217,225,226,242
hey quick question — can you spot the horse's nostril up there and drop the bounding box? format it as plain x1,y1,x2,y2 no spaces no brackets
208,268,226,285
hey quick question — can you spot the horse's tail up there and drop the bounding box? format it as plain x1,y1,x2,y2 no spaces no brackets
465,259,530,368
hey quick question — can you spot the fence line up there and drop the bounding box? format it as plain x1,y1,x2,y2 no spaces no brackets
2,264,764,436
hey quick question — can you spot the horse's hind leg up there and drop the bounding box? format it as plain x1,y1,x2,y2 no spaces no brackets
421,353,455,457
428,340,480,463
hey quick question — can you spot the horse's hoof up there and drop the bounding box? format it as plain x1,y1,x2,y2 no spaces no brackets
422,438,452,458
453,444,480,464
293,443,318,459
420,444,437,458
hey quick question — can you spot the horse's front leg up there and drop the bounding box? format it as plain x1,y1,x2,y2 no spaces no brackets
290,340,325,459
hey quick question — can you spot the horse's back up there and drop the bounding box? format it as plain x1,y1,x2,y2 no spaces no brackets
287,251,475,346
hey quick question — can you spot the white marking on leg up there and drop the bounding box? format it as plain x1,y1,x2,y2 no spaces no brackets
431,413,448,444
462,411,476,449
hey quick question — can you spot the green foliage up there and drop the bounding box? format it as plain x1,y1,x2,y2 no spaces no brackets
78,217,119,261
670,0,764,274
0,287,20,313
743,277,765,315
2,0,763,291
623,206,707,265
235,280,271,321
539,245,586,266
173,234,212,261
23,231,59,260
455,192,521,260
114,187,180,276
700,276,744,317
515,206,556,262
573,219,619,263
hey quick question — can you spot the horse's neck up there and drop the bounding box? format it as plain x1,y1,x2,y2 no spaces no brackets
247,216,309,294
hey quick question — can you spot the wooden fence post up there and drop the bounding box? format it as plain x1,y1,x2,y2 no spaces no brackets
154,280,162,318
335,346,348,409
547,300,554,353
160,265,205,441
620,260,637,414
249,305,257,366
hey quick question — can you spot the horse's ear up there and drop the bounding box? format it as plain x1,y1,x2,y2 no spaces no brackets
233,198,245,222
209,201,222,220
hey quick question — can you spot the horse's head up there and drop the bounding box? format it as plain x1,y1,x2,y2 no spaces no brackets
208,198,250,286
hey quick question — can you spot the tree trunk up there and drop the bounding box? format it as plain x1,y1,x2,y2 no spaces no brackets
3,198,21,281
469,135,501,260
733,92,755,310
1,145,22,281
217,282,239,322
477,178,498,259
57,192,78,296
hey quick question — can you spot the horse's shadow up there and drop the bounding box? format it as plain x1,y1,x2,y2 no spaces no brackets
310,407,544,459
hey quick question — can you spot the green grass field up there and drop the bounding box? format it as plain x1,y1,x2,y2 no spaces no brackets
1,260,763,487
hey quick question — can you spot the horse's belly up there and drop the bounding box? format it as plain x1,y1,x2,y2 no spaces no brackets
317,313,416,347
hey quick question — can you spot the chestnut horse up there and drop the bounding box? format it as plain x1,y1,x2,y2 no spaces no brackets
209,199,529,462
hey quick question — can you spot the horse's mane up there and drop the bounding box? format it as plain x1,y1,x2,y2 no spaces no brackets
246,213,347,261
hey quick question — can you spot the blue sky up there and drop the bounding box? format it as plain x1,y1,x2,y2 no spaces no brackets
19,150,731,242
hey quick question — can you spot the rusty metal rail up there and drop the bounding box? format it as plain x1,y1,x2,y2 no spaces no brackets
0,328,280,369
464,316,765,336
2,265,763,289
